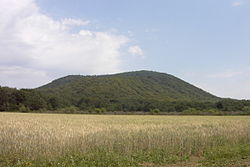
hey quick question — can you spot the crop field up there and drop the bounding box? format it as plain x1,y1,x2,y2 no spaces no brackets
0,113,250,167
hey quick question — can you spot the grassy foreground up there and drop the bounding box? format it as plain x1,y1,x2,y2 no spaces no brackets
0,113,250,167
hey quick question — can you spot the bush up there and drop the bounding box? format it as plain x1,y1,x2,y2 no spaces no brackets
150,108,160,115
94,108,106,114
61,106,79,113
88,108,93,114
18,104,30,113
243,106,250,112
204,109,223,115
183,108,201,115
241,106,250,115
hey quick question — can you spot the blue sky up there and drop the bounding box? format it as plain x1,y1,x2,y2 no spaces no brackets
0,0,250,99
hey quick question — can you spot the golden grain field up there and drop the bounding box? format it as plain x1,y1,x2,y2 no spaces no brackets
0,112,250,163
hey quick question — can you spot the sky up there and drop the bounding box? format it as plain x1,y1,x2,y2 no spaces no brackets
0,0,250,99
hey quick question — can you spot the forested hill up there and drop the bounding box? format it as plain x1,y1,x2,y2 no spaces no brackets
30,70,222,112
2,70,250,113
38,70,218,102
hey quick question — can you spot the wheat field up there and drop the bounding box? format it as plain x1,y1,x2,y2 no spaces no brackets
0,112,250,166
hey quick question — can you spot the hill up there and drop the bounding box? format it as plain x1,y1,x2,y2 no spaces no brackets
2,70,250,113
38,71,218,101
36,71,220,111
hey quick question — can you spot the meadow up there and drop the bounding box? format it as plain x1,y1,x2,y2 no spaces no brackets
0,113,250,167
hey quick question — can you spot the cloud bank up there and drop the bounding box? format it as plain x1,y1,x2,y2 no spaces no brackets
128,45,144,58
0,0,130,88
232,1,244,7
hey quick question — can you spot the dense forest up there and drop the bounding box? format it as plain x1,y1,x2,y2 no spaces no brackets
1,71,250,114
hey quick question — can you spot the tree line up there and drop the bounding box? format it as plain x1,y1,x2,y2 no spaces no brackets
1,86,250,114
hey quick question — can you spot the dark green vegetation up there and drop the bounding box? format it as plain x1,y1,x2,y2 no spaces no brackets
1,144,250,167
202,144,250,167
0,149,187,167
1,70,250,114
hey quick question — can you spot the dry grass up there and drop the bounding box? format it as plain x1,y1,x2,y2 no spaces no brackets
0,112,250,164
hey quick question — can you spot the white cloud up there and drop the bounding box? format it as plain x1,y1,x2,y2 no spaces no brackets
232,1,244,7
0,0,129,88
61,18,90,26
128,45,144,57
0,66,50,88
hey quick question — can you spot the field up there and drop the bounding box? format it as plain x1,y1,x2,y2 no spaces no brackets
0,113,250,167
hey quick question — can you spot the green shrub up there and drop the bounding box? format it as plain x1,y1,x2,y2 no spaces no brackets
243,106,250,112
94,108,107,114
88,108,93,113
183,108,201,115
150,108,160,115
204,109,223,115
18,104,30,113
241,107,250,115
61,106,79,113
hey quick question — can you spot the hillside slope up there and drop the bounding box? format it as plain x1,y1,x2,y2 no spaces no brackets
37,71,219,111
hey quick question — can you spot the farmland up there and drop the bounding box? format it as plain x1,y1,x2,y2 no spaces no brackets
0,113,250,167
